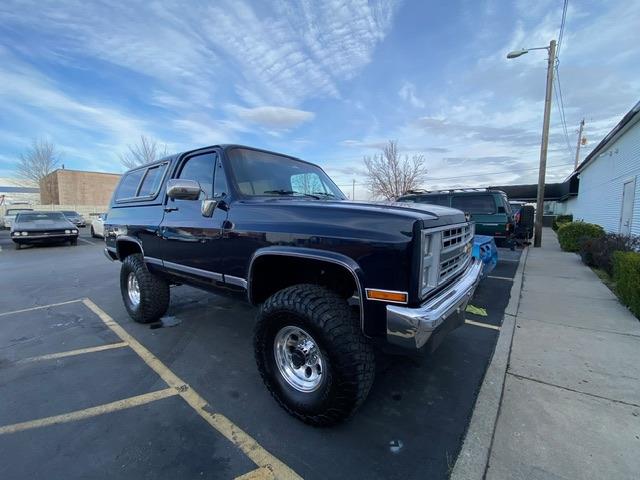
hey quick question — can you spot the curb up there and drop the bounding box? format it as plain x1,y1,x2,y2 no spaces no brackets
450,246,529,480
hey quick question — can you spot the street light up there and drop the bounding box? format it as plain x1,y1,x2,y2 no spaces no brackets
507,39,557,248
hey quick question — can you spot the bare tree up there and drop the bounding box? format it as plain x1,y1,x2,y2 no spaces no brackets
15,139,61,202
119,135,168,169
363,140,428,200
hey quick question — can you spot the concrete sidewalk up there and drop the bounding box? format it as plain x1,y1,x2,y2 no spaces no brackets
486,229,640,479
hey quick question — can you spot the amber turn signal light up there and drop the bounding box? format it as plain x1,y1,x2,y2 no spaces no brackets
365,289,408,303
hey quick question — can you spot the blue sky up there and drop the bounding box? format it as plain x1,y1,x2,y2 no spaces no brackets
0,0,638,198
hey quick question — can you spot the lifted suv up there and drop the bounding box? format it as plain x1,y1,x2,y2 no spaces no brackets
104,145,482,425
397,188,514,244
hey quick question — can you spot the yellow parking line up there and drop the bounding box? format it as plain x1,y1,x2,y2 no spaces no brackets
82,298,301,480
0,388,177,435
0,299,83,318
15,342,128,364
465,319,501,331
235,467,275,480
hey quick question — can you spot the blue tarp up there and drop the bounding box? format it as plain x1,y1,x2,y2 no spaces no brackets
472,235,498,279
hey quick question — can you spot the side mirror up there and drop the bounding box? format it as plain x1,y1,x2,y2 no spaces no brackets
166,179,202,200
201,199,218,217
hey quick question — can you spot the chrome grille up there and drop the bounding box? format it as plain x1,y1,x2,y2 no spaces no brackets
441,224,473,251
420,221,475,298
438,223,473,284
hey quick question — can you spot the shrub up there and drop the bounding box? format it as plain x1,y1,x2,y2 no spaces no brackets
613,251,640,318
578,236,598,267
557,222,604,252
553,214,573,231
580,233,640,275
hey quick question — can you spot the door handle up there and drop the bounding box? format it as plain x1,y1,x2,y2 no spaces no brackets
164,207,178,213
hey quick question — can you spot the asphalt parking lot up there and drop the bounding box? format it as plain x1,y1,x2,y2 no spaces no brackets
0,228,522,479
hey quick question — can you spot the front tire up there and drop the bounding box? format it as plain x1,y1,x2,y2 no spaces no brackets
120,253,170,323
90,226,97,238
254,284,375,426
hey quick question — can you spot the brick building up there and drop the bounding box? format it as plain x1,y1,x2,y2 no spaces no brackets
40,169,121,205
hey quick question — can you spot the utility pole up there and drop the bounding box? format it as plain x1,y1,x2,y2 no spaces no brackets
352,179,356,201
574,118,585,169
533,39,557,248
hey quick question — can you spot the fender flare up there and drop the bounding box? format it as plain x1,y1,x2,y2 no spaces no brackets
247,246,366,330
115,235,145,259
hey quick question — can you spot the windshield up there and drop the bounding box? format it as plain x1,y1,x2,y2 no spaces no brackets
62,211,79,216
6,208,33,215
227,148,346,199
17,212,67,222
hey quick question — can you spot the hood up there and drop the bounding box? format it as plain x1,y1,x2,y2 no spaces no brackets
241,198,465,228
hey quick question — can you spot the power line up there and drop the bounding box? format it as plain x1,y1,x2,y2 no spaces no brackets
554,0,573,159
557,0,568,56
333,161,576,187
554,64,574,156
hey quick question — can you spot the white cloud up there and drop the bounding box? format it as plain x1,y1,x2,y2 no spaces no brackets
398,82,425,108
0,0,399,108
229,106,315,130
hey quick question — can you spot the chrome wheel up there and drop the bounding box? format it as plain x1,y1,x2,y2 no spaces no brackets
274,326,324,392
127,272,141,307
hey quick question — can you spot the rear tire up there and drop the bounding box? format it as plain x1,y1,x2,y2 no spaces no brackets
254,284,375,426
120,253,170,323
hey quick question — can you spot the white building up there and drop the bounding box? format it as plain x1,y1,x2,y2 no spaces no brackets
0,177,40,210
571,101,640,236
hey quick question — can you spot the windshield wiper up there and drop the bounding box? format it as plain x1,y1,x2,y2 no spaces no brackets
263,190,320,199
311,192,337,198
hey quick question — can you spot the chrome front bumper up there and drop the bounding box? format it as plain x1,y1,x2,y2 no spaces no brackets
386,259,482,350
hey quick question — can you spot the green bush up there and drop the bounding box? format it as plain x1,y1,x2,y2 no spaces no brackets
613,251,640,318
580,233,640,275
557,222,604,252
553,214,573,231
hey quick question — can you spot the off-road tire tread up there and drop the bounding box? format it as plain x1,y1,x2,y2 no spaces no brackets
254,284,375,426
120,253,170,323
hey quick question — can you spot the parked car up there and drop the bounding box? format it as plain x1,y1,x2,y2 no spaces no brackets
397,189,514,245
3,207,33,229
11,211,78,249
61,210,86,227
104,144,482,425
91,213,107,238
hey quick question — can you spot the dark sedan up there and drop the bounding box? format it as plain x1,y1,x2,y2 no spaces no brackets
11,212,79,249
61,210,86,227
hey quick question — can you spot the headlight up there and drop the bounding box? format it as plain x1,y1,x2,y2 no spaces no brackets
12,231,20,236
72,229,78,234
21,231,28,236
65,229,71,234
420,230,441,297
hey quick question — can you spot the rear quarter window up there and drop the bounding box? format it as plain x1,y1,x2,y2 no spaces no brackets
115,162,168,201
451,195,497,214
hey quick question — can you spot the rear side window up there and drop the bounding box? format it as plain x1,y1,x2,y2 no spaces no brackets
138,165,164,197
451,195,496,214
116,169,145,200
115,162,168,201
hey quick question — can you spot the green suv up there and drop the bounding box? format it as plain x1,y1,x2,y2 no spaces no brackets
397,189,514,243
